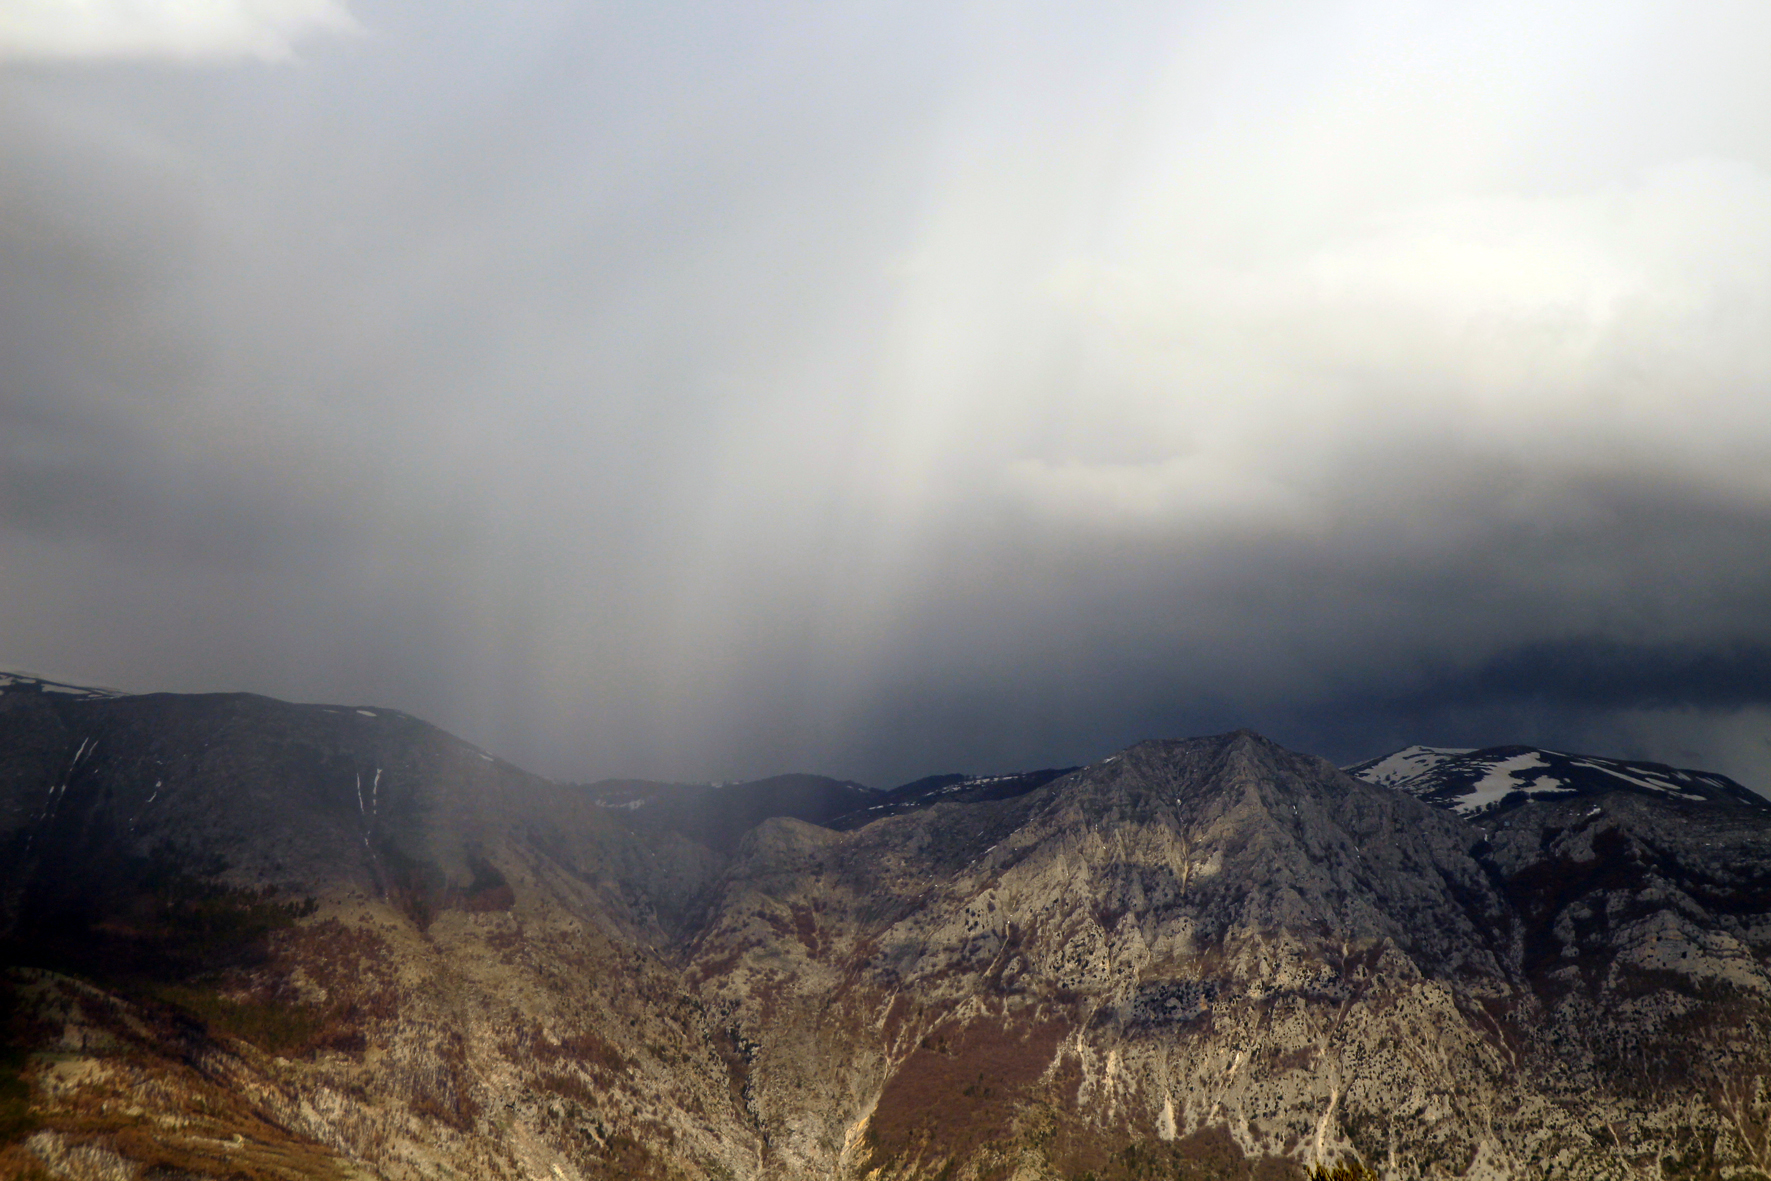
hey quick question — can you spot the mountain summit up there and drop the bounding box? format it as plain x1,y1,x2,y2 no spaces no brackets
1348,743,1768,815
3,680,1770,1181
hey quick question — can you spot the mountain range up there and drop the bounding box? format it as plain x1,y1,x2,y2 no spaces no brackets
2,672,1769,1181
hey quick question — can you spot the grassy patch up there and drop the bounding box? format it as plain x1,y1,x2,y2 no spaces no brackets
539,1071,598,1107
1059,1130,1309,1181
152,986,325,1057
0,1046,35,1145
863,1012,1067,1170
0,1144,54,1180
3,848,317,986
0,982,38,1145
1307,1161,1380,1181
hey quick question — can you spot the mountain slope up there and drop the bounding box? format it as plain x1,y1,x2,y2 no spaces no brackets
0,682,757,1181
686,733,1550,1178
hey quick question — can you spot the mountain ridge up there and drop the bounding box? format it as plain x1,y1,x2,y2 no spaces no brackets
2,678,1770,1181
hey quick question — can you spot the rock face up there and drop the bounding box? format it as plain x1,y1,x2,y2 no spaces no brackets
2,678,1769,1181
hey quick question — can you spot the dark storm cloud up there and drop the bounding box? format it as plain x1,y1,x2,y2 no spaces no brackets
3,0,1771,793
1461,641,1771,714
760,455,1771,782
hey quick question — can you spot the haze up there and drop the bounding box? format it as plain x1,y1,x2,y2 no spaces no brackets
4,0,1770,790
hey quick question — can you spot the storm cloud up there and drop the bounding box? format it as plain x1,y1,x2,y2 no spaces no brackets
3,0,1770,791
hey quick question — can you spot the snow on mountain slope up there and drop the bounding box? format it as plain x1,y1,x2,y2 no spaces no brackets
1347,743,1768,814
1342,744,1472,789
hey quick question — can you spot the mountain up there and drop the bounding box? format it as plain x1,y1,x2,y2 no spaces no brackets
822,767,1078,830
3,678,1770,1181
1348,741,1771,1175
0,671,126,699
1346,744,1769,815
578,768,1082,848
583,775,878,854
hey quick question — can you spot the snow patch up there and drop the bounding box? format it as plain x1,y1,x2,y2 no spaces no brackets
1350,745,1473,787
1456,752,1564,814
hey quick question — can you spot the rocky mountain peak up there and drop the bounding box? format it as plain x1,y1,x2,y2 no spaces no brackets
1044,732,1461,891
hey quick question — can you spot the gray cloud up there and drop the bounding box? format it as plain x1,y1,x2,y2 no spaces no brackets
3,0,1770,793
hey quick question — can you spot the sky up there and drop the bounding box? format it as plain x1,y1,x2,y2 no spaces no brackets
3,0,1771,791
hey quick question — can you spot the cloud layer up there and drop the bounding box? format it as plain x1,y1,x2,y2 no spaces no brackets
0,0,356,61
3,0,1770,791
